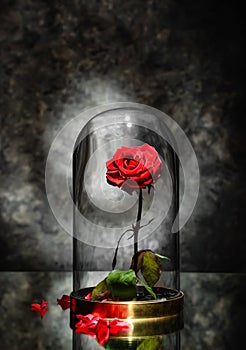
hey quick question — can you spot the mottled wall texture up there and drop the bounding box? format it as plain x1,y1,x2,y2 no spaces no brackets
0,1,245,349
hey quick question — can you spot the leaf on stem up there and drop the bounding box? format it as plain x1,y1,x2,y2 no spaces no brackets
130,250,146,273
91,279,111,301
106,269,137,301
141,251,162,288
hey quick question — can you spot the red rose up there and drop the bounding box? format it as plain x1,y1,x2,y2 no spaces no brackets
106,143,162,194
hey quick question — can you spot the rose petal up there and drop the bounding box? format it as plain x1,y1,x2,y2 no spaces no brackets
84,292,92,300
96,319,110,345
75,314,100,331
75,326,97,337
57,295,70,310
31,300,48,319
40,300,48,307
31,303,41,311
40,307,48,319
109,318,132,335
106,175,125,187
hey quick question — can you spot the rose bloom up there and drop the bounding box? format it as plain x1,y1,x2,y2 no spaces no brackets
106,143,162,194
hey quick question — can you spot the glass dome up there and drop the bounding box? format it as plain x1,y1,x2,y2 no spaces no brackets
70,103,183,349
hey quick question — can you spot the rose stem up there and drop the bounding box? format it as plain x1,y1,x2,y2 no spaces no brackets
134,188,143,271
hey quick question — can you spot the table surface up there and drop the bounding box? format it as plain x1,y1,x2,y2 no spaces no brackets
0,272,244,350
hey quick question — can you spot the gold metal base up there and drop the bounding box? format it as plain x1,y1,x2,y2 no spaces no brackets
70,286,184,336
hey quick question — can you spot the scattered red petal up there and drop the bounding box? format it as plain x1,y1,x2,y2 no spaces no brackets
31,303,41,312
109,318,132,335
74,314,131,345
101,297,120,302
40,300,48,308
75,314,99,332
31,300,48,319
85,292,92,300
96,318,110,345
57,294,70,310
75,326,96,338
40,307,48,319
76,314,99,323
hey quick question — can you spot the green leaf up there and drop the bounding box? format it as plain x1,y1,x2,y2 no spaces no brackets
136,337,162,350
107,269,136,286
141,251,161,288
91,278,110,301
106,269,137,301
130,250,146,273
137,277,156,299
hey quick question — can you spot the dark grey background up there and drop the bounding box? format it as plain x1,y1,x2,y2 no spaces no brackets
0,0,245,349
